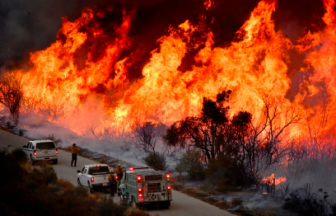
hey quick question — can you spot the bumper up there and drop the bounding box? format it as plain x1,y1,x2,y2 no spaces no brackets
32,156,58,161
91,183,110,189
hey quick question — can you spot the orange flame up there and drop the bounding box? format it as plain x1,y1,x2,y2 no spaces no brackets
2,0,336,144
262,174,287,186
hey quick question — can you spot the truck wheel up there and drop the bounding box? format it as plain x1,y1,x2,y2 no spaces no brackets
120,195,126,205
87,182,93,193
30,155,35,166
131,196,137,208
53,159,58,164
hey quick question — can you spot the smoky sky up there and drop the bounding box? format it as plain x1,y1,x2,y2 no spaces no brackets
0,0,328,72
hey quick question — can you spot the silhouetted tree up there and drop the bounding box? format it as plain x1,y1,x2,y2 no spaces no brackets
0,72,24,125
163,90,249,162
132,121,158,152
164,91,302,183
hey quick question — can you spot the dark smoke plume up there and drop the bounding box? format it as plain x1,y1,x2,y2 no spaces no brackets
0,0,327,76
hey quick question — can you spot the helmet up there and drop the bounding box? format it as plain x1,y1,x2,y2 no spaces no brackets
118,163,121,167
110,170,113,173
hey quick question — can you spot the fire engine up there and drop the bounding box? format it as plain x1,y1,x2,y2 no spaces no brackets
119,167,172,209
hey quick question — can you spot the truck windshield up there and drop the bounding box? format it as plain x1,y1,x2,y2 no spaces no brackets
36,142,56,150
88,166,109,175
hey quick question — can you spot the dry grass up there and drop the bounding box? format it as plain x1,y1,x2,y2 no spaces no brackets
56,178,74,190
18,161,32,171
125,208,151,216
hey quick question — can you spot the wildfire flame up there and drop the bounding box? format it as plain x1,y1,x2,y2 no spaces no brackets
262,174,287,186
3,0,336,143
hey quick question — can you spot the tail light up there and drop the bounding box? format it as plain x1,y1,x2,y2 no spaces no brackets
115,175,118,180
166,173,171,179
167,186,171,195
56,148,58,154
33,150,37,156
96,165,101,168
91,177,94,182
138,188,144,202
136,175,142,183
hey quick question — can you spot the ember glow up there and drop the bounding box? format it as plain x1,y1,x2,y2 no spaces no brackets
3,0,336,143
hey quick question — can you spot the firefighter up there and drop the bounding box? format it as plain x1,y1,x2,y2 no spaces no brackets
71,143,79,167
108,170,117,196
114,163,124,182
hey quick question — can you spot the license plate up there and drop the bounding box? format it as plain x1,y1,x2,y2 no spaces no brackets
103,183,107,186
148,193,160,200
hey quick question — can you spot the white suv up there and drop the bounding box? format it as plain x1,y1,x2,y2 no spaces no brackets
23,140,58,166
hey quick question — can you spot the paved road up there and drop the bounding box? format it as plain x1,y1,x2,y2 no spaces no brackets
0,129,234,216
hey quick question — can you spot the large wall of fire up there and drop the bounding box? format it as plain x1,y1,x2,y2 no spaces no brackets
2,0,336,139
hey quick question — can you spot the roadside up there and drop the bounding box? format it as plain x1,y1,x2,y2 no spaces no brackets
0,125,285,216
0,144,147,216
0,127,236,216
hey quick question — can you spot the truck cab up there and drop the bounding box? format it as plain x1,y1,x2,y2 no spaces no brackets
119,167,172,209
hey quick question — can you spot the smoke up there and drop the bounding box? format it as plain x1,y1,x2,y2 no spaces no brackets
0,0,326,70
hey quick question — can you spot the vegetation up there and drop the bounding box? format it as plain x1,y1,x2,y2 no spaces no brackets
164,90,301,190
175,149,205,180
142,151,167,171
0,148,147,216
0,71,24,125
132,121,158,153
283,185,336,216
206,155,249,191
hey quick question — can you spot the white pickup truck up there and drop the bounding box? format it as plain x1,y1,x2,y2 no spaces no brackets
77,164,111,193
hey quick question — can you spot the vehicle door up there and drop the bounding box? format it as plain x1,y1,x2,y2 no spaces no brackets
82,167,89,186
22,142,29,156
24,142,33,157
78,167,86,185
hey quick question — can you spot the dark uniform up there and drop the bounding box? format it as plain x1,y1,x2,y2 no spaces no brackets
108,172,117,196
71,144,79,167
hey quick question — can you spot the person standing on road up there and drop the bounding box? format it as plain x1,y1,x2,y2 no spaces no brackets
114,163,124,181
71,143,79,167
108,170,117,197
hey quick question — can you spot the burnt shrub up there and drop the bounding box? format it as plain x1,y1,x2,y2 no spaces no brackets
11,148,28,163
206,155,249,191
283,186,335,216
175,149,205,180
143,151,167,171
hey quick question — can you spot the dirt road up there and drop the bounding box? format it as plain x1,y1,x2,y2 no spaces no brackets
0,129,234,216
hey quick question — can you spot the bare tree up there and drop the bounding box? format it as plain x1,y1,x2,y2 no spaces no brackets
132,121,158,153
0,72,24,125
238,99,302,182
262,99,302,167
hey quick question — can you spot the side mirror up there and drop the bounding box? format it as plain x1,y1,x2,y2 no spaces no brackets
77,170,81,173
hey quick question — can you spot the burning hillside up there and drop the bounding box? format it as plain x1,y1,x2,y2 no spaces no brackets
0,0,336,145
